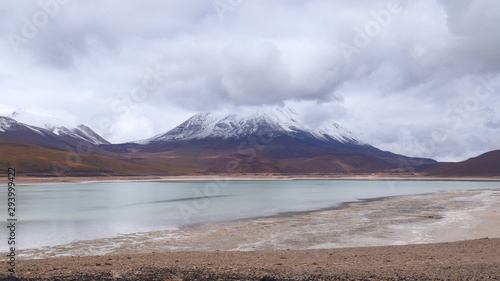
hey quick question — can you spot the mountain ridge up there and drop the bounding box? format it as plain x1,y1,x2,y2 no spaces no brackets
424,150,500,177
1,110,109,146
0,116,110,147
8,107,498,176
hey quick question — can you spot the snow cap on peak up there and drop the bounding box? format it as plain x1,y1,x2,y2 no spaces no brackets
140,107,360,144
8,108,75,130
2,108,109,145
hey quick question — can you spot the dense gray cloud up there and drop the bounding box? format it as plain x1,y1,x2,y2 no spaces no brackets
0,0,499,161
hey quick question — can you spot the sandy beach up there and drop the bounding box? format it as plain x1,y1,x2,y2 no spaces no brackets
2,239,499,280
2,187,500,280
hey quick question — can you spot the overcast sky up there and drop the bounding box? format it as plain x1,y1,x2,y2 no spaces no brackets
1,0,499,161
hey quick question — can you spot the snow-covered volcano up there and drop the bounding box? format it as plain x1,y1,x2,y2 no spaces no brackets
141,107,360,144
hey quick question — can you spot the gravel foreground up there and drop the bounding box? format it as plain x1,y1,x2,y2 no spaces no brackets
1,238,499,280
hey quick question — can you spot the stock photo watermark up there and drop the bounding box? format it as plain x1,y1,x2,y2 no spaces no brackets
421,75,500,156
98,63,170,136
213,0,245,21
51,63,170,176
383,74,500,191
178,130,273,224
338,1,402,63
6,167,17,273
52,141,93,177
8,0,71,54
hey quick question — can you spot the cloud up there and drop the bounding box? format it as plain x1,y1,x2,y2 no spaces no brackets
221,40,291,104
0,0,499,160
107,113,155,144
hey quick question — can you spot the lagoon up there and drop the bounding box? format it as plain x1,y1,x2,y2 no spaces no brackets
1,180,498,253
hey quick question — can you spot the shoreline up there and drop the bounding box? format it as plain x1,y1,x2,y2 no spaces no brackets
3,188,500,279
16,188,500,259
14,174,500,185
3,238,499,280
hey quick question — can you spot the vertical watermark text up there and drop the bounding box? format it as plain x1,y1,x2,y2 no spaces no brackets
6,167,17,273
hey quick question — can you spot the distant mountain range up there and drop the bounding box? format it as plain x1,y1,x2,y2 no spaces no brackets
2,109,109,146
0,116,109,147
0,108,498,177
424,150,500,177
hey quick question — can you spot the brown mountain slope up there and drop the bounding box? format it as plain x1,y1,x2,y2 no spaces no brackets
1,135,441,176
2,110,441,177
0,139,204,176
424,150,500,177
106,135,439,175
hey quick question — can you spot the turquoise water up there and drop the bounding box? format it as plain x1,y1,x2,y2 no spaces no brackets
1,180,498,251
